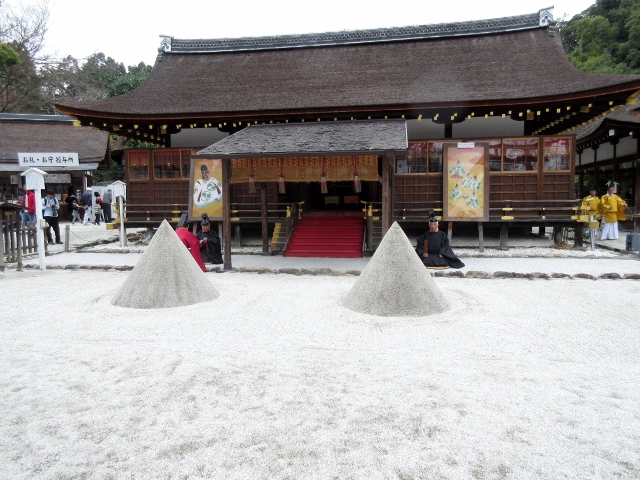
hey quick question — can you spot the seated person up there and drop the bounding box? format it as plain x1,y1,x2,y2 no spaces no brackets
175,214,206,272
197,214,223,265
415,212,465,269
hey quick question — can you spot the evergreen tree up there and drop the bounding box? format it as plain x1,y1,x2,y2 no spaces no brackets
560,0,640,73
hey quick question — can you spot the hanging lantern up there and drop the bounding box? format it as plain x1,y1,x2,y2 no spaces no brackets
278,175,286,194
320,175,328,194
354,174,362,193
352,156,361,193
248,159,256,194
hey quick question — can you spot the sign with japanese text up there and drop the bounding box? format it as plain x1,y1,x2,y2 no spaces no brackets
44,174,71,183
18,152,79,167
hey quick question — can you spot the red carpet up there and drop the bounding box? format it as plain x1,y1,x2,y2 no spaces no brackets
284,216,365,258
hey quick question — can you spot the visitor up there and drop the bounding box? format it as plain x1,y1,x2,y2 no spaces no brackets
65,188,77,222
415,212,464,269
81,187,93,225
102,188,113,223
21,188,36,227
42,188,63,245
93,191,103,225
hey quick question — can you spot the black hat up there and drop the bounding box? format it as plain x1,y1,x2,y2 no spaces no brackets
201,213,210,226
177,213,188,228
200,165,209,173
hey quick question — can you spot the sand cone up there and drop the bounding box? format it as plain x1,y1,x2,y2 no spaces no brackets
112,220,219,309
341,222,449,316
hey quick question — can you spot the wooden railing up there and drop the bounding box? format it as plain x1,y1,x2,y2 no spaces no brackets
1,211,39,271
394,199,582,223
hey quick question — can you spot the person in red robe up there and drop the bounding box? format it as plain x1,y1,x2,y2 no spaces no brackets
175,215,206,272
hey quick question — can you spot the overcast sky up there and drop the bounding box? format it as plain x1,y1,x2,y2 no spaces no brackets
11,0,596,67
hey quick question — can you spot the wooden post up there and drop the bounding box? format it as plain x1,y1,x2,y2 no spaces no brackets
635,137,640,233
65,224,71,252
16,215,23,271
222,158,232,270
0,211,5,272
574,224,584,249
592,145,599,188
499,223,508,250
261,183,269,254
553,226,563,244
366,204,373,253
235,224,242,247
447,221,453,244
381,153,392,236
478,221,484,252
577,150,584,198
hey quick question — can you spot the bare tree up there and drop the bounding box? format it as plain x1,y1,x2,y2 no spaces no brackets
0,0,50,112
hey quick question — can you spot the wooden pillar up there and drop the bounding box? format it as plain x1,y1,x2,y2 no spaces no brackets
592,145,599,188
612,139,620,186
222,158,232,270
635,136,640,232
444,123,452,139
478,221,484,252
499,223,508,250
577,150,584,198
381,153,392,236
574,224,584,249
261,183,269,254
447,221,453,244
0,211,5,272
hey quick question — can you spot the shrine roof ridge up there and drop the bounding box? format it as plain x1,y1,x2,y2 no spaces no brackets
162,9,553,56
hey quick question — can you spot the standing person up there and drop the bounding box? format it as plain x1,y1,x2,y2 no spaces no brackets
625,187,633,202
102,188,113,223
415,212,465,269
42,188,63,244
583,186,601,221
21,189,36,227
600,182,627,240
70,198,81,224
583,186,602,249
65,188,77,222
196,214,223,265
81,187,93,225
93,191,103,225
175,214,207,272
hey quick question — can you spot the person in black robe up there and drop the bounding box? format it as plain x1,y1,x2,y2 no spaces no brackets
415,213,465,269
196,214,223,265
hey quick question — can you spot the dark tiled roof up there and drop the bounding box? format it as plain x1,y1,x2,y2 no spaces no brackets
164,11,548,56
197,120,407,156
569,104,640,140
0,119,109,163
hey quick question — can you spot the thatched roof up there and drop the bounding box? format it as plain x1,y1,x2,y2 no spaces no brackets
196,120,407,157
0,114,109,172
569,104,640,146
55,9,640,143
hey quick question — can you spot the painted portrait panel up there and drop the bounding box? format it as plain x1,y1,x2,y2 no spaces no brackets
189,158,223,221
443,142,489,222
